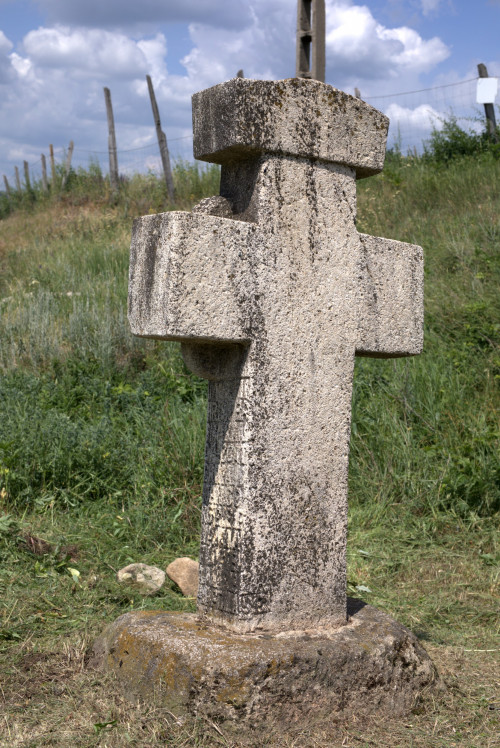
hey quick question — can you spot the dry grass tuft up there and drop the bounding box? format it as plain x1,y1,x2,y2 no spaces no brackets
0,638,498,747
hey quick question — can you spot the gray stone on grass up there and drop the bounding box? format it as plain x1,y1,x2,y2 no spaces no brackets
166,557,199,598
116,563,165,595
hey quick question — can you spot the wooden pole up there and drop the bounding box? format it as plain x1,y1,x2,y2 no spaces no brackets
311,0,325,83
354,87,361,99
41,154,49,193
104,87,119,192
15,165,21,192
477,63,498,143
23,160,31,191
3,175,11,196
61,140,74,189
146,75,174,202
296,0,312,79
296,0,325,82
49,144,57,188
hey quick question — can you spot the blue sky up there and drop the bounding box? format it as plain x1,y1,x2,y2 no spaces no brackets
0,0,498,178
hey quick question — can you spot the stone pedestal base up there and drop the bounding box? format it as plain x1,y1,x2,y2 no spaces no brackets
89,599,439,724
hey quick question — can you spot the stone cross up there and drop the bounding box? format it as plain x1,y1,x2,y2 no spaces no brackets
296,0,325,82
128,78,423,634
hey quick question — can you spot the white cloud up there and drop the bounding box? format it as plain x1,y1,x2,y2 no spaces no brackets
378,26,449,72
420,0,444,15
0,30,12,53
35,0,253,31
0,0,463,176
137,35,168,82
181,0,294,87
324,2,449,82
0,30,14,84
9,52,33,78
178,0,451,91
385,103,444,132
23,26,151,79
384,103,447,152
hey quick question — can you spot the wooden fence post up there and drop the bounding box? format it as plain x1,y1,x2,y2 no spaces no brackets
15,166,21,192
23,161,31,191
104,87,119,192
477,63,498,143
146,75,174,202
49,144,57,189
3,175,11,196
41,154,49,193
61,141,74,189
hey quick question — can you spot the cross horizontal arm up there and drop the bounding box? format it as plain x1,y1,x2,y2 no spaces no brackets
356,234,424,358
128,212,256,343
193,78,388,178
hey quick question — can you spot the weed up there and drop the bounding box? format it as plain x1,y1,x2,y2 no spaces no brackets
423,115,500,164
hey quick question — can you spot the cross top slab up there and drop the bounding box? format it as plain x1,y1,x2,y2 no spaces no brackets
129,78,423,633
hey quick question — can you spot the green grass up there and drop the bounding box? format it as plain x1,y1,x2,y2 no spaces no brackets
0,149,498,746
354,150,500,515
0,158,221,220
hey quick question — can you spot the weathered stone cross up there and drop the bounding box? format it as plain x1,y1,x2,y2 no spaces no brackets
129,78,423,634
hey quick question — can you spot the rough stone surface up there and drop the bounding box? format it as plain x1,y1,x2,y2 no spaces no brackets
166,557,199,598
89,600,439,724
192,77,389,177
116,564,165,595
191,195,233,218
128,78,423,634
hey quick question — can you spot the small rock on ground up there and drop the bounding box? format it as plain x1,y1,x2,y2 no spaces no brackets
117,563,165,595
166,557,199,598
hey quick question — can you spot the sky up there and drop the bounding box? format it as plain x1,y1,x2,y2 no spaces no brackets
0,0,499,179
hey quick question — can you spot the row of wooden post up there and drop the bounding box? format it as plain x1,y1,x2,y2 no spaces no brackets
4,63,497,199
3,75,173,201
104,76,175,202
2,141,74,197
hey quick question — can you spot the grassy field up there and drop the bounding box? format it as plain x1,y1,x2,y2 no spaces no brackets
0,144,498,747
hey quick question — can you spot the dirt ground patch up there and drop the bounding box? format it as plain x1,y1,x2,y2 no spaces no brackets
0,639,497,747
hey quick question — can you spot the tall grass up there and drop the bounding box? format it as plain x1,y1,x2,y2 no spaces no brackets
353,148,499,518
0,158,220,220
0,146,498,524
0,162,216,553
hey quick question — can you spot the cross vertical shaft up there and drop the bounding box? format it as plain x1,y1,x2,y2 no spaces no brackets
194,156,359,631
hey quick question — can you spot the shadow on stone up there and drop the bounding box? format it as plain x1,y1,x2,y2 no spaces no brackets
347,597,366,617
